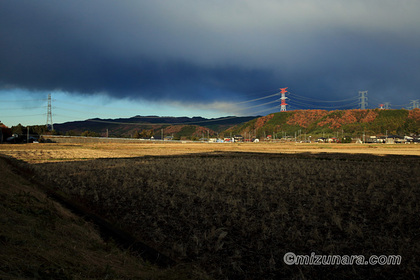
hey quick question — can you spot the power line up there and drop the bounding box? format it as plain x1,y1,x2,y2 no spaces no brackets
54,113,86,119
368,96,414,108
233,92,279,105
234,99,279,111
368,96,393,109
80,100,287,126
285,89,362,110
53,93,280,119
54,99,142,112
240,88,280,97
53,106,129,117
288,99,360,109
0,98,47,102
4,91,418,128
391,104,410,107
0,106,46,110
288,91,359,103
53,103,264,125
1,113,46,118
55,92,281,109
248,106,281,115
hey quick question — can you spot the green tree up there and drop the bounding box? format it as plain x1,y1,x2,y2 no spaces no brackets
133,130,141,138
81,130,100,137
31,125,49,135
403,119,419,135
12,123,24,135
65,130,78,136
140,129,153,138
341,137,352,143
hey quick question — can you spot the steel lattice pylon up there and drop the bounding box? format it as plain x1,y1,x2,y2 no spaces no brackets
47,94,53,131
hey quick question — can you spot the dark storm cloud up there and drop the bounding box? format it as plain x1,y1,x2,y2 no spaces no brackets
1,0,419,106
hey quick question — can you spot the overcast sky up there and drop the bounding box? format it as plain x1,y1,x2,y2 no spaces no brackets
1,0,419,126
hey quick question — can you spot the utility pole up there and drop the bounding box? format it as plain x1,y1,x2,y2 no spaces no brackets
27,126,29,143
359,91,368,110
106,128,109,138
161,128,164,141
46,94,53,131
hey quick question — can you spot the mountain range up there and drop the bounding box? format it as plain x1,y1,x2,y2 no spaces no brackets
52,109,420,140
53,115,259,139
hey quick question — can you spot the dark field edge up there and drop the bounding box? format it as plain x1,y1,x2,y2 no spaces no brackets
1,154,177,268
181,150,420,160
117,150,420,163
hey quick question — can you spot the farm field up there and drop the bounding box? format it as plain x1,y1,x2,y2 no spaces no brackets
0,156,209,279
1,142,420,279
1,141,420,163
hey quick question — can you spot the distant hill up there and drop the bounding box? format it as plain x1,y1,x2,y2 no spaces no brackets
53,115,260,139
52,109,420,140
224,109,420,138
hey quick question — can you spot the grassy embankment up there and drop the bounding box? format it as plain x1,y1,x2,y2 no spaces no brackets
0,156,210,279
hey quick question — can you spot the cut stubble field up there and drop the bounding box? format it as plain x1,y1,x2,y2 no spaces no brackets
1,142,419,279
1,142,420,163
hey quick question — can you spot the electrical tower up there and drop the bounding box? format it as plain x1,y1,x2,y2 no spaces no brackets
379,104,384,109
409,100,419,109
46,94,53,131
279,87,288,111
358,91,368,109
384,102,391,109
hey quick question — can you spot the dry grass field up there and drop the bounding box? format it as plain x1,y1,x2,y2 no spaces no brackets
1,141,420,163
0,156,209,280
1,142,419,279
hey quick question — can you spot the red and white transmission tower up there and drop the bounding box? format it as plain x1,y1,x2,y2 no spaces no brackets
379,104,384,109
279,87,288,111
